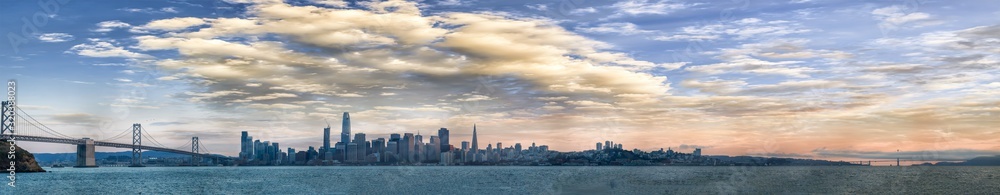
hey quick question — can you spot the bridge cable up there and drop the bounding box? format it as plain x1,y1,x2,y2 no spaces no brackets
139,126,170,148
99,126,134,142
15,107,76,139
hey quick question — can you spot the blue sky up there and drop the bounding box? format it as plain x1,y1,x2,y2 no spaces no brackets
2,0,999,162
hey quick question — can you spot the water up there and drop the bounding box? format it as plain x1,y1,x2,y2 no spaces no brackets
4,166,999,194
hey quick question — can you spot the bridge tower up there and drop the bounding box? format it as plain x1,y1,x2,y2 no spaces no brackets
129,123,144,167
1,101,13,137
191,137,200,166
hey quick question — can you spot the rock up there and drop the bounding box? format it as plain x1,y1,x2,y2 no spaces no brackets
0,139,46,172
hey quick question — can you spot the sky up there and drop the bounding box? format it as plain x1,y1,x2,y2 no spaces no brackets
1,0,999,162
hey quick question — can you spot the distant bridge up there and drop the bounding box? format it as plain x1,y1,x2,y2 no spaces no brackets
2,101,230,167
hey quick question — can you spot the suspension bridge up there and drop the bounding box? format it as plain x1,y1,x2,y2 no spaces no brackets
1,101,230,167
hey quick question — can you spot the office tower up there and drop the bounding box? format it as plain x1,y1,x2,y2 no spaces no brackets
605,141,611,149
514,143,522,154
429,136,440,162
539,145,548,152
373,138,386,162
597,142,602,151
346,143,358,162
471,124,478,152
341,112,351,144
287,148,296,164
323,125,331,151
263,141,272,164
438,128,450,152
486,144,492,161
415,133,424,162
496,142,502,154
272,142,280,165
387,141,399,162
694,148,702,157
240,131,249,160
296,151,307,164
307,146,317,161
254,139,262,162
335,142,346,161
354,133,366,162
403,133,415,162
461,141,469,151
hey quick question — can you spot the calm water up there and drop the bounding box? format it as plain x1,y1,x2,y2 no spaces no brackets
4,166,999,194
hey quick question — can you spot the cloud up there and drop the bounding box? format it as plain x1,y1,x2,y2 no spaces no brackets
576,22,654,35
94,20,132,32
50,113,104,126
608,0,689,17
872,5,937,31
569,7,598,15
37,33,74,42
136,17,207,31
131,0,672,116
68,41,153,58
654,18,810,42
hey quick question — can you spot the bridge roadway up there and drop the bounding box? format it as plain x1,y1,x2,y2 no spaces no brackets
9,134,223,159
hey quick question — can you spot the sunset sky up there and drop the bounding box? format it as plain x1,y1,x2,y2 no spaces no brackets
2,0,999,162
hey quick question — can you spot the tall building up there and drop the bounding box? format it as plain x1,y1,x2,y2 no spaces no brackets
272,142,280,165
403,133,415,162
596,142,602,151
240,131,250,160
471,124,478,152
386,141,398,162
461,141,469,151
346,142,358,162
438,128,450,152
287,147,296,164
693,148,702,157
323,124,331,151
514,143,522,154
354,133,366,162
605,141,611,149
414,133,424,162
428,136,440,162
341,112,351,144
373,138,386,162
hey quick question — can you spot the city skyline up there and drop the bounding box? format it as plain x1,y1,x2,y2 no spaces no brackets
2,0,1000,163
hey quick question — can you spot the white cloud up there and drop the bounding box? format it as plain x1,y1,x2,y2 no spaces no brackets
526,4,547,11
609,0,688,17
653,18,810,42
576,22,654,35
94,20,132,32
68,41,153,59
37,33,74,42
569,7,598,15
872,5,935,31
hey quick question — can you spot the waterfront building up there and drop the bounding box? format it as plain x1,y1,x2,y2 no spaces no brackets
438,128,450,152
341,112,351,144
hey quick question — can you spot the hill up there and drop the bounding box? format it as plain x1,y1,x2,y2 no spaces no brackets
0,140,45,172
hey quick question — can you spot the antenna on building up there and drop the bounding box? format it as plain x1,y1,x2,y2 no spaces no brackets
324,118,330,128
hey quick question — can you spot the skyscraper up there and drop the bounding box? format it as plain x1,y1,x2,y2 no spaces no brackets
438,128,450,152
596,142,602,151
403,133,415,162
461,141,469,151
471,124,478,152
354,133,366,162
514,143,521,154
240,131,250,160
341,112,351,144
323,124,331,151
